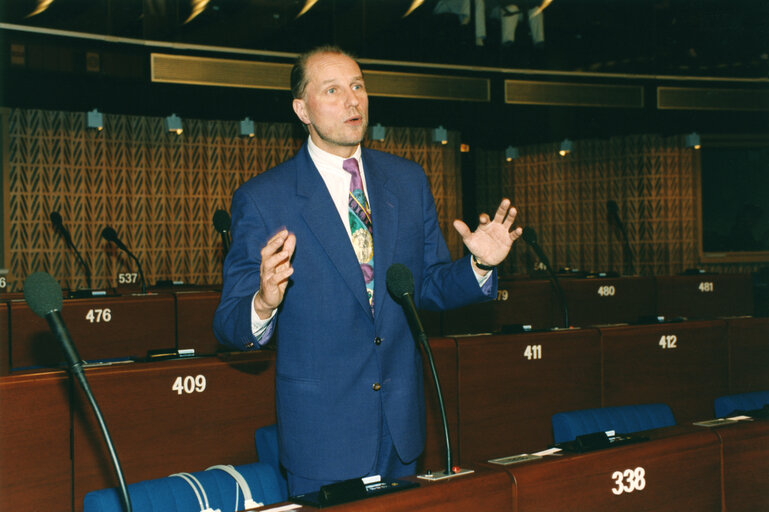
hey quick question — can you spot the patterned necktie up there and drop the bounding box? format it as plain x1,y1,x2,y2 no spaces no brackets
343,157,374,312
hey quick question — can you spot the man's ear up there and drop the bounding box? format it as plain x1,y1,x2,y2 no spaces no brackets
292,98,310,125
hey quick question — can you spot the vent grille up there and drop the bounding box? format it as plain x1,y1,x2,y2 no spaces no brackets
658,86,769,111
505,80,644,108
151,53,490,102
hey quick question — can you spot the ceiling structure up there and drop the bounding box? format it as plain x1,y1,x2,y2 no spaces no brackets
2,0,768,79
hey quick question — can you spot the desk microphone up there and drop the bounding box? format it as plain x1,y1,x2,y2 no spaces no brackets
101,226,147,294
521,227,569,329
50,211,93,289
212,209,232,256
387,263,468,480
24,272,132,512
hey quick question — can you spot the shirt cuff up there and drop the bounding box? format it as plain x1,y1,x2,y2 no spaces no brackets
250,290,277,346
471,258,493,288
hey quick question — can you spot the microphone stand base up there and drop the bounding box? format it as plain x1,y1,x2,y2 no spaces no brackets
416,468,474,481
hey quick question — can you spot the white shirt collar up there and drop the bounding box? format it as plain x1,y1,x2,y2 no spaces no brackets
306,136,362,174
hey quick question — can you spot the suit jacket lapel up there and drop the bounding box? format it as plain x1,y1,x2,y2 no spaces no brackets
296,146,373,317
362,150,399,325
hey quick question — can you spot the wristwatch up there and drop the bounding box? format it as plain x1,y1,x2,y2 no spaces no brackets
472,254,495,271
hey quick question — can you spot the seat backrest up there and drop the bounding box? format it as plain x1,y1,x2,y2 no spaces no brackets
83,462,283,512
254,424,288,500
714,390,769,418
552,403,676,444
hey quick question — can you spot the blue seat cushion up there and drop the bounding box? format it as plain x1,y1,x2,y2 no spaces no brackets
552,403,676,444
714,390,769,418
83,462,283,512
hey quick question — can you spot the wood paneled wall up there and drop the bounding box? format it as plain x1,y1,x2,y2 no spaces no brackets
476,134,704,276
1,108,462,292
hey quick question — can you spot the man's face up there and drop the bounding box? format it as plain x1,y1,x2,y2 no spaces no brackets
292,52,369,158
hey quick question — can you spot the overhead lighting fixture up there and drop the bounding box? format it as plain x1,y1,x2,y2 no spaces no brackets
239,117,255,138
86,109,103,131
26,0,55,18
505,146,519,162
559,138,573,157
371,123,386,141
164,114,183,135
183,0,211,24
403,0,426,17
296,0,320,18
685,132,701,150
433,125,448,145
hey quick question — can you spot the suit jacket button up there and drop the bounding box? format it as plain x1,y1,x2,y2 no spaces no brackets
374,337,382,345
372,383,381,391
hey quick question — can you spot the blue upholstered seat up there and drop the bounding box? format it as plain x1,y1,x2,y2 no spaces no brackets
254,424,288,500
83,462,283,512
552,403,676,444
714,390,769,418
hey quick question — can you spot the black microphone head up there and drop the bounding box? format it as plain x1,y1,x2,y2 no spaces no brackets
50,211,63,227
521,226,538,246
213,209,231,233
386,263,415,299
607,200,619,215
24,271,63,317
101,226,118,242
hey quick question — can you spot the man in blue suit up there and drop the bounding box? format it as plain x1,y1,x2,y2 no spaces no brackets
213,46,522,496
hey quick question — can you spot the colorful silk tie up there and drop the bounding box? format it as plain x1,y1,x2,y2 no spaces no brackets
343,157,374,312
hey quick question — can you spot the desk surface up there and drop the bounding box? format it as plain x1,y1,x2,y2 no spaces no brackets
8,294,176,370
599,320,729,423
482,426,722,512
0,370,72,511
72,353,277,512
713,419,769,512
259,466,513,512
456,329,602,462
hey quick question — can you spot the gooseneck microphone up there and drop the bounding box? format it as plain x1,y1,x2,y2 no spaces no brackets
606,200,636,275
50,211,93,289
101,226,147,294
212,209,232,256
521,227,569,329
387,263,459,479
24,272,132,512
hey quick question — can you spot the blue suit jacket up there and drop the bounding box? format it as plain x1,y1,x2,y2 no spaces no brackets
214,144,496,481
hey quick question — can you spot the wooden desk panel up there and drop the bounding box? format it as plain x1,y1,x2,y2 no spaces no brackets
456,329,602,462
0,303,9,375
725,317,769,393
72,353,276,512
0,371,72,511
600,321,729,424
419,309,443,337
655,274,754,320
419,338,459,473
486,427,722,512
715,420,769,512
9,294,176,370
174,290,224,356
560,276,656,327
494,279,559,332
293,466,514,511
441,279,558,335
439,301,498,336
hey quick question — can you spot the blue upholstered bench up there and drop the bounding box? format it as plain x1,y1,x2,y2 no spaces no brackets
552,403,676,444
714,390,769,418
84,462,283,512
